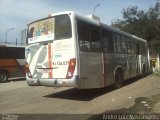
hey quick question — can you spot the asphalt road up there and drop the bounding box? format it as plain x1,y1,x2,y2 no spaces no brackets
0,74,160,120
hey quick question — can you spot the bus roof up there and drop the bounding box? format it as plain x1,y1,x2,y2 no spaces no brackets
74,11,147,43
28,11,75,25
100,23,147,43
28,11,147,43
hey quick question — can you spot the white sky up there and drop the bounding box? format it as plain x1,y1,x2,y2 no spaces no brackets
0,0,157,44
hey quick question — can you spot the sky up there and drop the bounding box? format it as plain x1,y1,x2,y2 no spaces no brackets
0,0,158,45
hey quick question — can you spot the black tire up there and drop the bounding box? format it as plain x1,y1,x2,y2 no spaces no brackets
114,70,123,89
0,72,8,82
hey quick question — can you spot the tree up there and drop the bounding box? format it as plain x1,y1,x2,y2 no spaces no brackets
112,1,160,54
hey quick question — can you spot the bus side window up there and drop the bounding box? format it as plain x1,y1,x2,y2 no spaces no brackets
77,20,90,52
0,47,15,59
116,34,121,53
0,47,6,59
126,38,134,54
133,42,136,54
121,36,127,54
101,28,113,53
130,39,134,54
16,48,25,59
126,38,130,54
101,28,108,52
141,45,146,55
7,47,16,59
90,25,101,52
108,32,114,52
113,33,117,53
136,43,140,55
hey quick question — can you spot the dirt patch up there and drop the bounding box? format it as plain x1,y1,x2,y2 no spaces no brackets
89,94,160,120
155,72,160,77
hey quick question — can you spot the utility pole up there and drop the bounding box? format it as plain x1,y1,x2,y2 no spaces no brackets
93,4,100,16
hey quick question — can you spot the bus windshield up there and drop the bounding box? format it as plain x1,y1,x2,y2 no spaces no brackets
27,14,72,44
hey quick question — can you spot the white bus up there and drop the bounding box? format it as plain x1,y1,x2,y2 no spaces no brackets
0,45,25,82
26,11,150,89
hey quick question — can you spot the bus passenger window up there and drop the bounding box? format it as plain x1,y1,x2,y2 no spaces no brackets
126,38,131,54
113,34,117,53
116,34,121,53
102,29,108,52
129,39,134,54
101,28,113,53
16,48,25,59
0,47,6,59
7,47,16,59
121,36,127,54
141,45,146,55
136,44,140,55
77,20,90,52
133,42,136,54
77,19,101,52
90,25,101,52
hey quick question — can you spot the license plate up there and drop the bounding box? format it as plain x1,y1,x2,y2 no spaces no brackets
43,69,52,73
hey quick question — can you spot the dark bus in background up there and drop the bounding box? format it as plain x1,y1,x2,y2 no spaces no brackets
0,45,25,82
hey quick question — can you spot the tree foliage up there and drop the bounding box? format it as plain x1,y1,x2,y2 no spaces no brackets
112,1,160,53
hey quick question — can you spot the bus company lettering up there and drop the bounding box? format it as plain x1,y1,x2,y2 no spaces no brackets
54,42,71,50
53,61,69,66
54,54,62,58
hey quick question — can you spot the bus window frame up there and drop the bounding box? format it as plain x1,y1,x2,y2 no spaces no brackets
101,27,114,53
27,14,72,45
121,35,128,54
77,18,102,53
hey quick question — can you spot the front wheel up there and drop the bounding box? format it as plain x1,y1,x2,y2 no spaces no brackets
114,70,123,89
0,72,8,82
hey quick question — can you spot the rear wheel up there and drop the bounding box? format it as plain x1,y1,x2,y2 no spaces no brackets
114,70,123,89
0,72,8,82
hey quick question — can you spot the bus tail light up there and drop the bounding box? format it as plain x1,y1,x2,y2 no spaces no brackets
66,58,76,79
26,62,33,78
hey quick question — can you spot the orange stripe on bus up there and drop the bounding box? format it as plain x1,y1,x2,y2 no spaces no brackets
0,59,17,73
48,43,53,78
0,59,25,77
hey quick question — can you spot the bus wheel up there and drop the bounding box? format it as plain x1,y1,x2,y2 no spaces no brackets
0,72,8,82
114,70,123,89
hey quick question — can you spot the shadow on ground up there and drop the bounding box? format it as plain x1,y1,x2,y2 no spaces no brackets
44,75,148,101
0,77,25,84
44,86,114,101
88,94,160,120
9,77,26,82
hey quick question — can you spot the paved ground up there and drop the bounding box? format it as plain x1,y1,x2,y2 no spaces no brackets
0,74,160,120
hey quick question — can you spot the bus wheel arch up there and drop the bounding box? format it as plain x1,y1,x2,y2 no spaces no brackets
114,67,124,89
0,70,9,82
